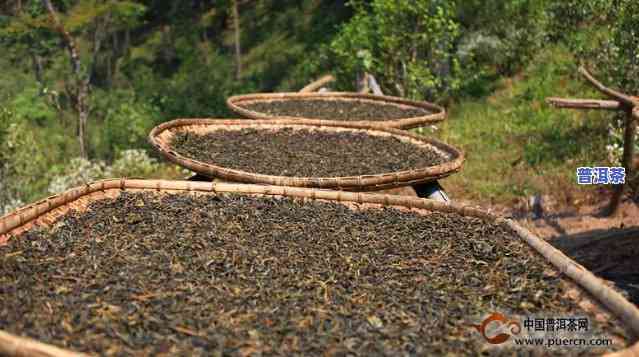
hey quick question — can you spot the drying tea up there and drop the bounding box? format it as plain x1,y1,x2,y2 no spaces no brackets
0,192,628,356
241,99,430,121
170,128,445,177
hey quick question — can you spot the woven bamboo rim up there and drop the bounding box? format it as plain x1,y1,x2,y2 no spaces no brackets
0,179,638,356
226,92,446,129
148,118,464,191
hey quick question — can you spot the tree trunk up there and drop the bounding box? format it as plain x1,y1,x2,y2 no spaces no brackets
607,108,637,216
30,53,45,93
107,32,119,85
231,0,242,79
42,0,90,159
124,29,130,55
77,80,90,159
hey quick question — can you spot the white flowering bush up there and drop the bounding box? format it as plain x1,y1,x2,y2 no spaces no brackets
47,158,112,194
606,123,623,165
605,122,639,165
109,149,160,178
47,149,166,194
2,198,25,216
0,164,17,216
457,33,503,61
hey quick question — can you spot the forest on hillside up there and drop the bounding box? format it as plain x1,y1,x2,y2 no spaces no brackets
0,0,637,213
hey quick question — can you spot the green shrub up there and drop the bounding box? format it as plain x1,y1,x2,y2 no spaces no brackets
10,87,57,126
0,107,51,211
592,0,639,93
327,0,462,101
457,0,550,79
92,90,161,159
588,1,639,186
129,49,255,119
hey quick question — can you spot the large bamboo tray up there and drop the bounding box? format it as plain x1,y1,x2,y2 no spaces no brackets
1,179,639,356
148,118,464,191
226,92,446,129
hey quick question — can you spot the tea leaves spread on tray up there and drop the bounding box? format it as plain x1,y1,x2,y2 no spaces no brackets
0,192,625,356
170,128,445,177
241,99,430,121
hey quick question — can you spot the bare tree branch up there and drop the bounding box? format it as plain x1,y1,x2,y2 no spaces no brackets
579,66,639,107
300,74,335,93
546,98,622,110
42,0,81,75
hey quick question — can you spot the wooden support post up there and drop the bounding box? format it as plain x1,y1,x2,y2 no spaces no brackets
357,72,383,96
547,67,638,216
299,75,335,93
366,73,383,96
357,74,369,94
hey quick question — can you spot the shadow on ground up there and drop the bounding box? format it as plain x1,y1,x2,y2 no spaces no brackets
551,227,639,306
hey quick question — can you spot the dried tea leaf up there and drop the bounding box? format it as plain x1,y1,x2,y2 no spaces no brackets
0,192,627,356
170,128,444,178
242,99,430,121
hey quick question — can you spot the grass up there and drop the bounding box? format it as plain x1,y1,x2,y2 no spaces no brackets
421,45,613,207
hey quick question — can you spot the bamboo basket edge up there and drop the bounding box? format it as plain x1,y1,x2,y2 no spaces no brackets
1,179,638,356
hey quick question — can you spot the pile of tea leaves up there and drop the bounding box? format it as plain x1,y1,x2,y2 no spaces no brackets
241,99,431,121
0,192,627,356
170,128,446,177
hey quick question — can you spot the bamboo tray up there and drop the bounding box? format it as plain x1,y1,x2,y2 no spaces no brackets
148,118,464,191
226,92,446,129
1,179,639,356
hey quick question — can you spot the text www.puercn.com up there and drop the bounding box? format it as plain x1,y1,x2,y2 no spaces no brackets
513,337,613,348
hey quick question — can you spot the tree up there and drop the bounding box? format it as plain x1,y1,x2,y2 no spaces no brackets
593,0,639,207
0,1,59,95
39,0,144,158
547,0,639,215
42,0,91,158
327,0,462,101
457,0,549,76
